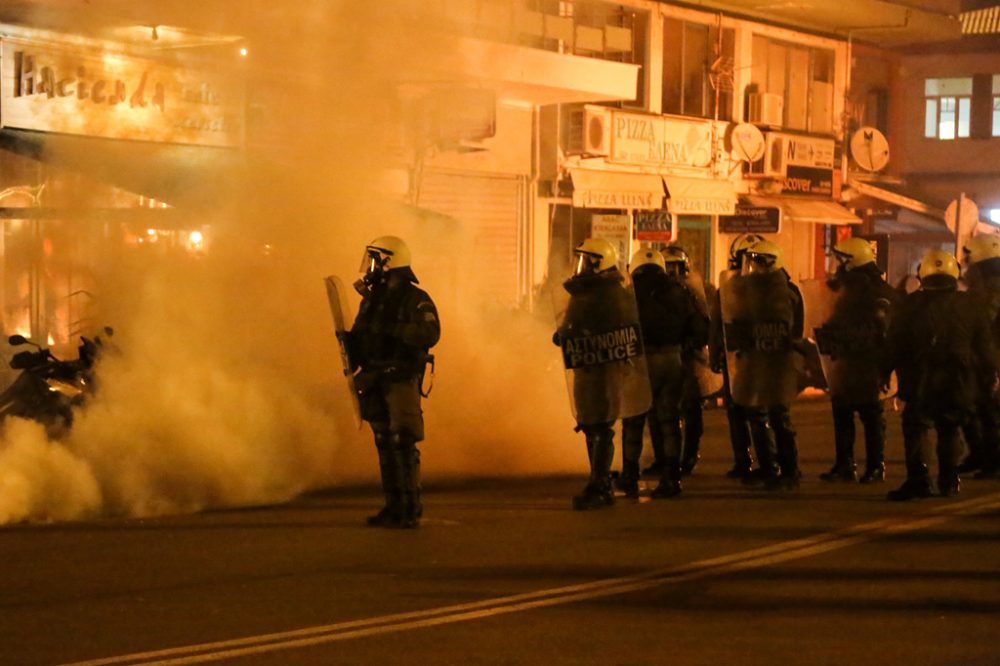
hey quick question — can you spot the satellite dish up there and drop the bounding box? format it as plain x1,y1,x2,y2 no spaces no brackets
729,123,766,162
850,127,890,172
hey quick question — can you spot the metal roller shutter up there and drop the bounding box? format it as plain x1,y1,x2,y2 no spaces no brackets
416,170,525,307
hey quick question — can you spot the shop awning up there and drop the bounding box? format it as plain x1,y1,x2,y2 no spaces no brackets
663,176,737,216
569,169,664,211
846,179,946,221
0,129,244,211
876,209,953,237
746,196,861,226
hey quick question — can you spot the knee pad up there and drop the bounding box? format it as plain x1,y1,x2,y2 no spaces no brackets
389,431,419,459
373,428,391,451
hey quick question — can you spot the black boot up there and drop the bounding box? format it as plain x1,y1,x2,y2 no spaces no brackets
727,403,754,479
680,400,703,477
745,411,779,487
772,407,801,489
859,463,886,484
887,463,933,501
823,401,857,482
574,428,616,510
859,404,886,484
819,463,858,483
938,470,961,497
367,433,402,527
617,416,643,498
391,434,422,529
651,458,683,499
642,413,666,477
616,466,640,499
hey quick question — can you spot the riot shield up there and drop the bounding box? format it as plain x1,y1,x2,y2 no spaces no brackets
553,275,652,425
720,271,800,408
324,275,363,429
806,278,895,402
683,271,723,397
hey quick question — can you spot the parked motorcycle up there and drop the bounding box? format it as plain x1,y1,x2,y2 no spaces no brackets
0,327,113,438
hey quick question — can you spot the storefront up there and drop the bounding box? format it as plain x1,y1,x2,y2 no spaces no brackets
727,131,859,282
0,30,244,350
550,106,739,285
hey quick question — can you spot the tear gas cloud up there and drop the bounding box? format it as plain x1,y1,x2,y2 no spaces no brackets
0,1,582,524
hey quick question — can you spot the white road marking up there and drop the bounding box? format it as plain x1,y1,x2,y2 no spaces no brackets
63,492,1000,666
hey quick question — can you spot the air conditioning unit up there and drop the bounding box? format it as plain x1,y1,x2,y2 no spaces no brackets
564,105,611,157
748,132,787,177
748,92,784,128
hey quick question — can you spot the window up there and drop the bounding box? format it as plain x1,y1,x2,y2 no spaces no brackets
525,0,649,108
924,77,972,139
662,17,734,120
749,36,834,132
993,74,1000,137
991,209,1000,225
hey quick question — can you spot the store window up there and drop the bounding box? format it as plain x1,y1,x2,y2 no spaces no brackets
993,74,1000,137
749,36,834,133
662,17,734,120
924,77,972,140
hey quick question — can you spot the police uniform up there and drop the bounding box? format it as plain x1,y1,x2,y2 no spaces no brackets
348,236,440,528
818,257,899,484
721,240,803,490
554,238,651,511
883,250,998,500
958,239,1000,478
618,250,707,499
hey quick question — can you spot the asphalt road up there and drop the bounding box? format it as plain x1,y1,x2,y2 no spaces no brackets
2,398,998,666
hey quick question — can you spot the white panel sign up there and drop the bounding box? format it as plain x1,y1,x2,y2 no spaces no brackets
609,111,714,171
591,214,631,274
776,133,835,169
0,38,244,147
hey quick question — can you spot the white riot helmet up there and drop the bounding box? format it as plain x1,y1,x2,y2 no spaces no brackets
573,238,619,276
743,239,784,275
628,246,666,275
662,244,691,277
360,235,414,284
962,235,1000,267
832,237,876,272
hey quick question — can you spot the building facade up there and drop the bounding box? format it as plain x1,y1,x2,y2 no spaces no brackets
393,0,962,307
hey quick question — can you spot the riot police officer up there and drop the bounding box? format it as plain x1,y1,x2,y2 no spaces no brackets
554,238,651,510
709,233,763,479
617,246,706,499
958,234,1000,479
663,244,714,476
883,249,998,501
346,236,440,528
721,239,804,490
816,237,899,484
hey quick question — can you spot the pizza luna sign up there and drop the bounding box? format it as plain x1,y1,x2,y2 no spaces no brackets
609,111,715,172
0,38,243,147
562,325,643,370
